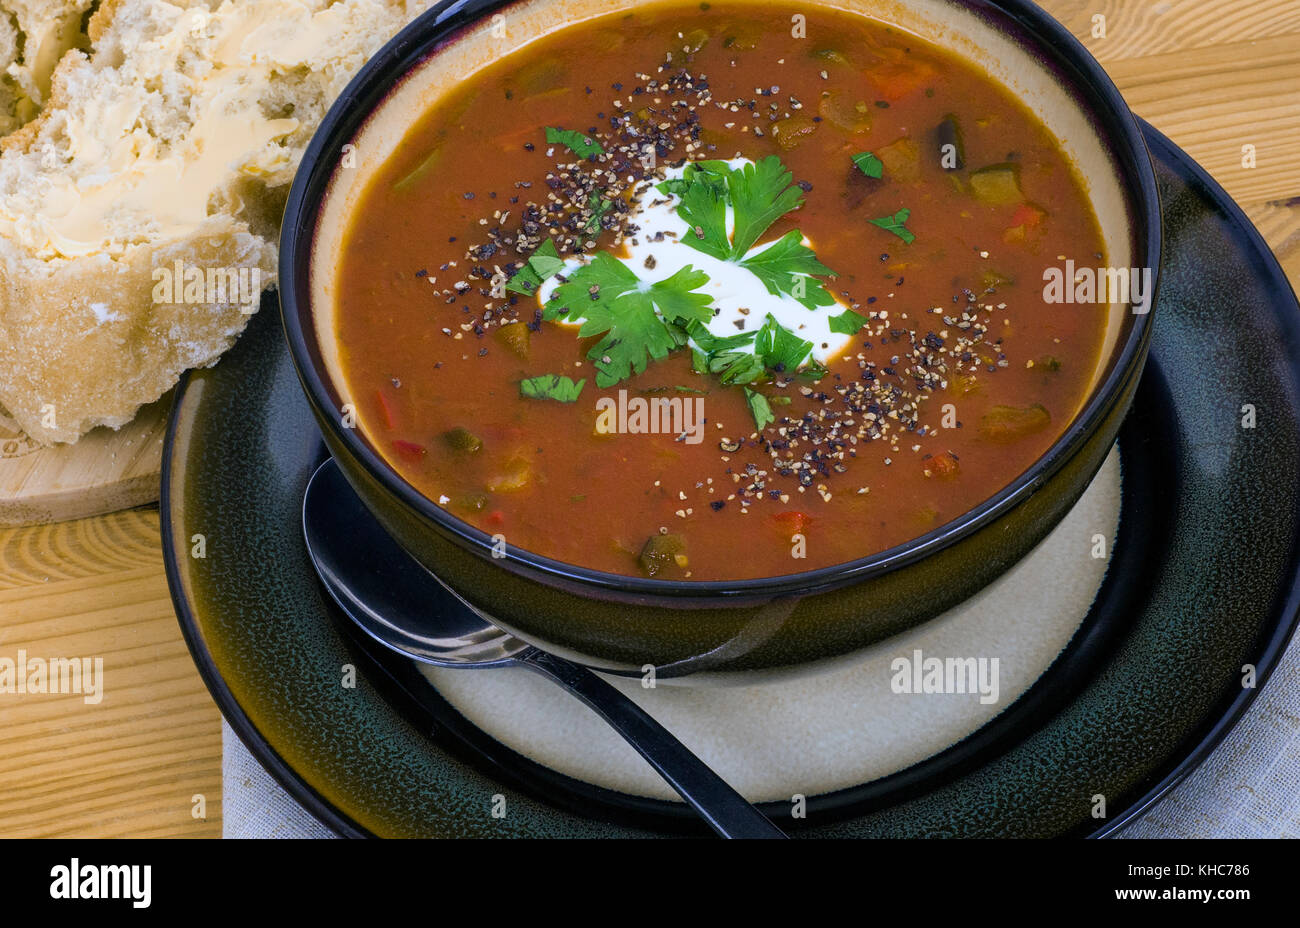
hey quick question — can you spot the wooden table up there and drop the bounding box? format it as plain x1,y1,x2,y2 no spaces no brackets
1,0,1297,838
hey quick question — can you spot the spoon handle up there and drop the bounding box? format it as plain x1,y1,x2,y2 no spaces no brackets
516,647,787,839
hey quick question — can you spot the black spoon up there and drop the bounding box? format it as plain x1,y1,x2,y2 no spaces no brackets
302,459,786,839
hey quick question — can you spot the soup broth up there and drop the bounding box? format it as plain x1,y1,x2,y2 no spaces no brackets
332,0,1110,581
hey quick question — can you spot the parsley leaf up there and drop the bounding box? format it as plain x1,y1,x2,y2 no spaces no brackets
754,313,814,372
727,155,806,256
744,387,775,431
675,182,731,261
585,190,613,232
643,267,718,326
657,178,691,198
828,309,868,334
663,155,837,304
688,160,735,182
869,208,915,244
545,256,715,387
687,315,813,386
740,230,837,309
545,126,604,159
852,151,884,179
657,160,730,198
797,359,829,381
505,239,563,295
545,252,637,322
684,321,756,353
709,350,766,385
684,322,764,384
519,374,586,402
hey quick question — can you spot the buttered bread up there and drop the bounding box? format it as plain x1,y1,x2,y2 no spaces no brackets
0,0,422,444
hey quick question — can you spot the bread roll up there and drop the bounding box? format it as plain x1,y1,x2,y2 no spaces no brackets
0,0,422,444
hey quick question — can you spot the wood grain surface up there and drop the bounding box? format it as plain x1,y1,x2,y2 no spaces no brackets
0,509,220,837
0,0,1296,838
0,394,171,529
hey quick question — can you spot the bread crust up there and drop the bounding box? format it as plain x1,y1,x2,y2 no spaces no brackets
0,0,417,444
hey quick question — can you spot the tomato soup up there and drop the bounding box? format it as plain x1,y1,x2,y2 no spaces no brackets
332,0,1109,581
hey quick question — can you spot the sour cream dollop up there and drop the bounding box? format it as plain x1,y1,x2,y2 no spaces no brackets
536,158,854,364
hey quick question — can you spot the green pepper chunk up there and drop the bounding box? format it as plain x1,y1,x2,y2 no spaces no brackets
638,534,687,576
442,427,483,453
970,163,1023,205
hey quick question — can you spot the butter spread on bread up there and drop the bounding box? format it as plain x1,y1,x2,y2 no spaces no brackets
0,0,421,444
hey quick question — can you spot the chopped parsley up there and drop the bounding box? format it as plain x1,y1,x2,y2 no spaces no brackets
869,208,915,244
656,159,731,198
545,255,714,387
797,359,829,381
686,322,763,385
753,313,814,372
662,155,837,307
685,314,817,427
519,374,586,402
545,126,604,159
686,323,757,354
743,387,775,431
707,349,766,386
728,156,806,255
519,156,846,431
585,190,613,232
828,309,868,335
676,180,730,261
851,151,884,179
505,239,563,295
741,231,836,309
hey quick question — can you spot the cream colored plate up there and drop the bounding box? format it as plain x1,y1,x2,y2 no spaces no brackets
422,446,1123,804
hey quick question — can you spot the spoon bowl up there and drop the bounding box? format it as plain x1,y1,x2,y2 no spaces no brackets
303,468,530,667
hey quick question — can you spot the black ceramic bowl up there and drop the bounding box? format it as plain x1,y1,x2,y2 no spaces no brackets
280,0,1161,677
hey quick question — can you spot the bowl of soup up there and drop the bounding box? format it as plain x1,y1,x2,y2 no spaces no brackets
281,0,1160,676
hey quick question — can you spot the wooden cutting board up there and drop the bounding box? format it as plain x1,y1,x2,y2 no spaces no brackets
0,392,171,527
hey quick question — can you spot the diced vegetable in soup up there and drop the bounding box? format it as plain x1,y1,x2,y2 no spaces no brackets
333,0,1110,581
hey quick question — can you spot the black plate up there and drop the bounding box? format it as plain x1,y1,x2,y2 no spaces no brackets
162,122,1300,837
